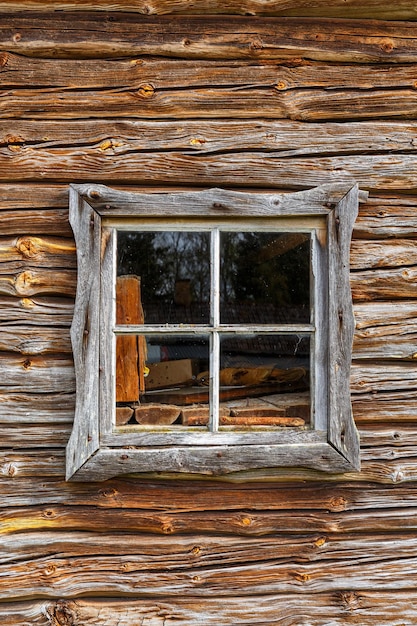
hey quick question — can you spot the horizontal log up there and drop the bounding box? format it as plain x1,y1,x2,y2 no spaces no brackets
0,236,75,269
1,474,417,510
3,119,417,159
0,327,71,354
351,266,417,300
351,362,417,393
0,296,73,326
0,269,76,297
351,240,417,270
1,594,417,626
353,302,417,360
4,499,417,537
4,55,417,91
2,149,417,191
0,424,71,448
355,196,417,239
0,1,416,20
0,393,74,423
0,209,71,236
2,534,417,597
0,355,75,393
2,15,417,62
1,82,417,122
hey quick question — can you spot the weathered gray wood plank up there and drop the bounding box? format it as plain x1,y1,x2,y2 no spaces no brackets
3,119,417,158
2,150,417,191
0,355,74,393
2,534,417,598
1,593,417,626
0,394,74,423
4,55,417,90
0,327,71,354
2,82,417,122
2,15,417,61
0,296,73,327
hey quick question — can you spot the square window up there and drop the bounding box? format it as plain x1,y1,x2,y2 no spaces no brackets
66,183,363,480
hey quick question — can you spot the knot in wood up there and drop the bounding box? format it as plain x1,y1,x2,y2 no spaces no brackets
12,32,21,43
137,84,155,98
340,591,361,610
15,270,35,296
380,38,394,53
16,237,39,259
250,37,263,51
328,495,347,512
48,599,78,626
275,81,287,91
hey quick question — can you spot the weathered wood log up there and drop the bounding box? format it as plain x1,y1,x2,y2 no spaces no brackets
351,266,417,300
353,302,417,360
350,239,417,270
4,55,417,91
2,474,417,509
2,149,417,191
0,593,417,626
351,362,417,393
0,269,76,297
0,296,73,327
0,327,71,354
0,425,71,448
0,393,74,423
0,236,75,269
355,196,417,239
2,15,417,62
0,209,71,236
3,119,417,160
3,491,417,536
2,534,417,598
2,81,417,122
0,355,75,393
0,1,416,19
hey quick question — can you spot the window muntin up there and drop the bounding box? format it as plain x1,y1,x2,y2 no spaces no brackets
114,225,315,432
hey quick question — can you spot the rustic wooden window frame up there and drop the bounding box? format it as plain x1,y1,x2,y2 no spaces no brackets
66,182,362,481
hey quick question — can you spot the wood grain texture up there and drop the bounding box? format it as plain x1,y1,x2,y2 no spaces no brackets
2,594,417,626
2,81,417,122
0,1,416,19
2,15,417,61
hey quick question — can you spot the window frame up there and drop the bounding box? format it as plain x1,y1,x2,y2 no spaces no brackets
66,183,362,481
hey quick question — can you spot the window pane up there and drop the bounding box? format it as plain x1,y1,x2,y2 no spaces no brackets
219,334,311,428
220,232,311,324
117,231,210,324
115,333,210,428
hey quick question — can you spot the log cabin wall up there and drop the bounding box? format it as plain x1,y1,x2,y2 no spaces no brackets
1,2,417,623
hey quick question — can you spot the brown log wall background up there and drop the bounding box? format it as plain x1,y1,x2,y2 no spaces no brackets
1,6,417,624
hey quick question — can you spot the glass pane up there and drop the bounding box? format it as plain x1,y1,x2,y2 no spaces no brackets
220,232,311,324
117,231,210,324
115,334,211,428
218,334,311,428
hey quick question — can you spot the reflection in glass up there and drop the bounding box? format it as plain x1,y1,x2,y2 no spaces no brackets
115,334,210,428
220,232,311,324
219,334,310,428
117,231,210,324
